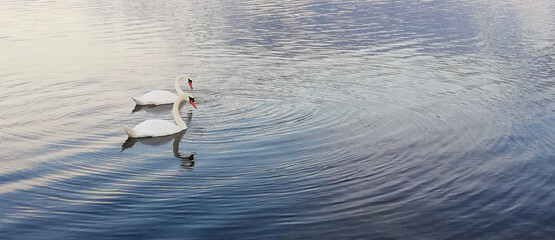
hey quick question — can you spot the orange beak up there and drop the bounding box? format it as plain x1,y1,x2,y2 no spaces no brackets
188,81,193,89
189,99,197,108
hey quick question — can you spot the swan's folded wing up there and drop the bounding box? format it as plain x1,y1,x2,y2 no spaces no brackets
131,119,184,137
133,90,178,105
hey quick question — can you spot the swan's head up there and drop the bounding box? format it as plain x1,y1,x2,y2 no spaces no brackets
177,75,194,89
186,95,197,108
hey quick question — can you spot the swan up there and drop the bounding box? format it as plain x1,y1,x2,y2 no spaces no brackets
132,75,193,105
124,94,196,138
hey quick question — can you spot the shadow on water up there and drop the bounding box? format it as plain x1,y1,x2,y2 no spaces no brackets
121,131,196,169
132,103,173,113
131,100,198,113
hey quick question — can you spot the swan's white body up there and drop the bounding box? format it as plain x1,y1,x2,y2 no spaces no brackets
124,94,192,138
124,119,184,138
132,90,178,105
132,76,192,105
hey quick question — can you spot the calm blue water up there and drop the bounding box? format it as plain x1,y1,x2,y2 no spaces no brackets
1,0,554,239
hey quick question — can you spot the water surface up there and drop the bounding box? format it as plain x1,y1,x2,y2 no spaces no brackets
0,0,554,239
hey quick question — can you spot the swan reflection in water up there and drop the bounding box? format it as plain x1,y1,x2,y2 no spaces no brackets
132,101,191,113
132,104,172,113
122,111,196,169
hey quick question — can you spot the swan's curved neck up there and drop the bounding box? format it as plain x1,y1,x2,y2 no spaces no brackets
174,77,185,96
172,96,187,128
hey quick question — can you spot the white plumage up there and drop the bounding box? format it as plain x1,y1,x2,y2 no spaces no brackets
132,76,193,105
124,119,184,138
132,90,179,105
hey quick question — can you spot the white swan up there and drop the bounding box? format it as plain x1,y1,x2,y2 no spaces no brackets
132,75,193,105
124,94,196,138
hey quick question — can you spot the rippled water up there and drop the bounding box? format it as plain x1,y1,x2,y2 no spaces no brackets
1,0,554,239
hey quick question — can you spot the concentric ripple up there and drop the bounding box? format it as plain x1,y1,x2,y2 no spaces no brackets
1,0,554,239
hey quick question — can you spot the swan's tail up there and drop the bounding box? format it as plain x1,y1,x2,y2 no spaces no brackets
132,97,144,105
124,127,138,138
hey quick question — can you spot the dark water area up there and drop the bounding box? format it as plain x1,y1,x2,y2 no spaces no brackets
0,0,554,239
